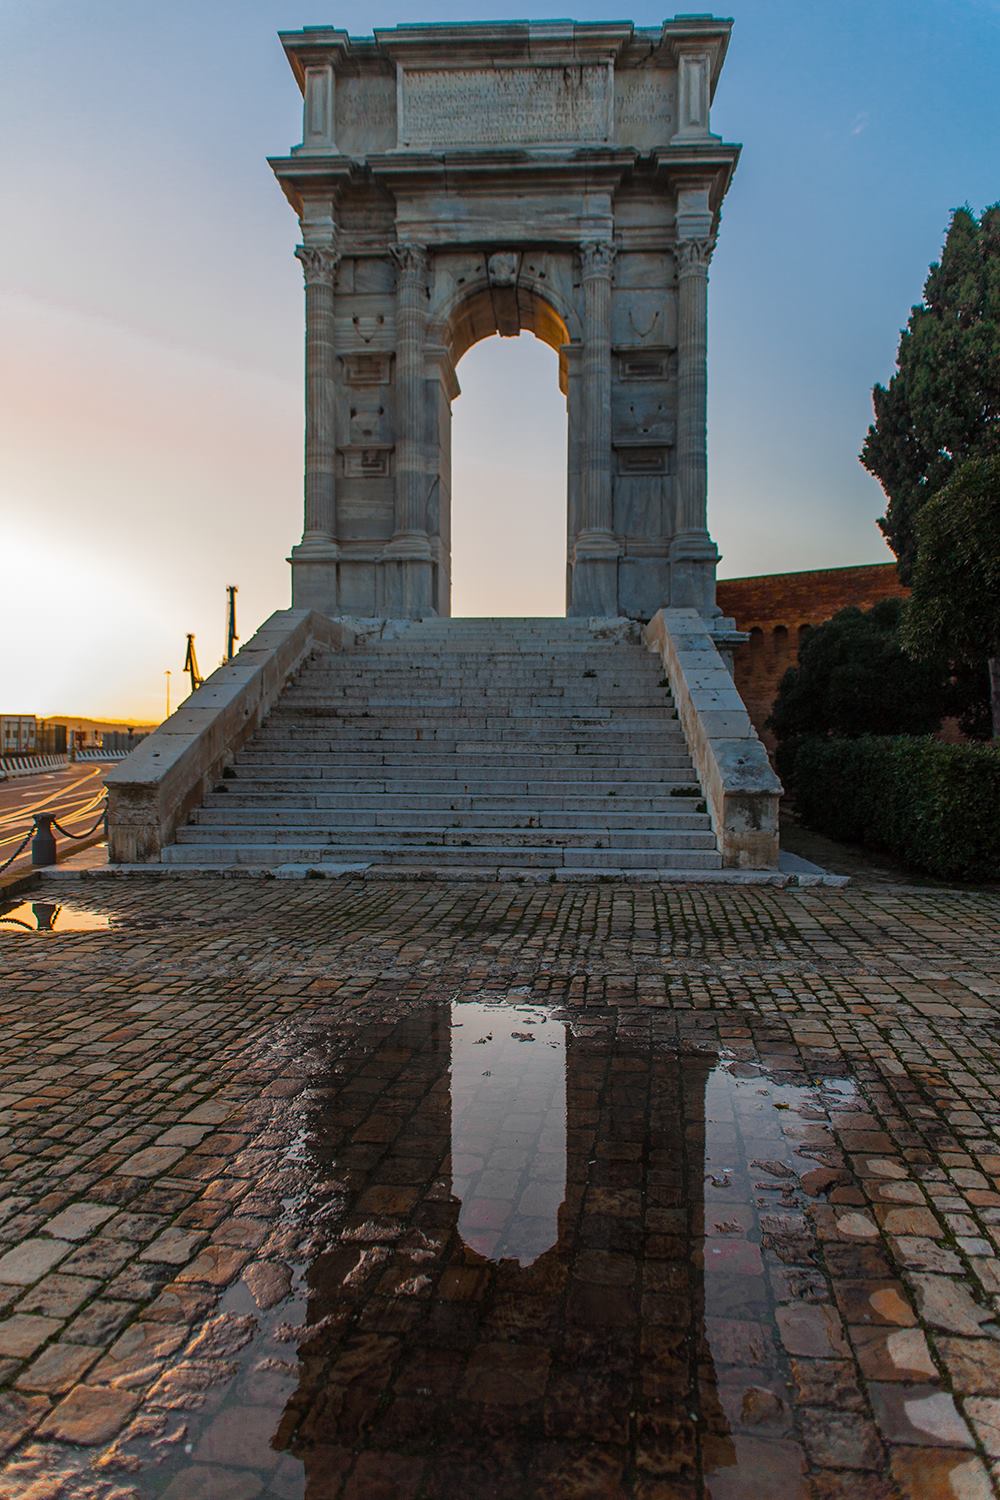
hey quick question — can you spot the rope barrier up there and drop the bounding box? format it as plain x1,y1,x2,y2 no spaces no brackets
0,827,35,877
51,805,107,842
0,797,107,876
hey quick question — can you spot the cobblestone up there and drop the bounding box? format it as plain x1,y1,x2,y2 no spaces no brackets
0,873,998,1496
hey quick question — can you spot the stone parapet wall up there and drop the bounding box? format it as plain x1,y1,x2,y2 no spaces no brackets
717,563,907,749
105,611,355,863
643,607,782,868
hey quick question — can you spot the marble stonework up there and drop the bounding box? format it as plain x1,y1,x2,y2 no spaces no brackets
269,18,741,620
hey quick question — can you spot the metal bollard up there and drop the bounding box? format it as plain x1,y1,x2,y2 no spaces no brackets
31,814,57,867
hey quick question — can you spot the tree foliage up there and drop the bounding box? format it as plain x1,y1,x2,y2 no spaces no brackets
861,205,1000,582
768,599,950,744
901,455,1000,737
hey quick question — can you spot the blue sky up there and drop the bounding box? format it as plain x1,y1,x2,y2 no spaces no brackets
1,0,998,717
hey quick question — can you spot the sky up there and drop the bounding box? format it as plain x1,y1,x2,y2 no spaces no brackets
1,0,998,721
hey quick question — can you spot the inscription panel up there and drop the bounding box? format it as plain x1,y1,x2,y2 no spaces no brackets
614,70,675,149
400,64,612,147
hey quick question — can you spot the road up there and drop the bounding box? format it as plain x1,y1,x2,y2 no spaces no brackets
0,762,112,879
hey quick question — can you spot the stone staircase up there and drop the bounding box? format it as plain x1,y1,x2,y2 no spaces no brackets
160,618,723,876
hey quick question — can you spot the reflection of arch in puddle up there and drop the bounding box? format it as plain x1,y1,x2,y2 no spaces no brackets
261,1010,738,1494
449,1001,566,1267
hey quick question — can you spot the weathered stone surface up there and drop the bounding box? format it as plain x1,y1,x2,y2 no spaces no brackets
644,608,781,868
0,1239,72,1287
909,1275,993,1337
268,20,739,623
0,1316,61,1360
37,1384,140,1445
16,1340,101,1394
41,1203,116,1243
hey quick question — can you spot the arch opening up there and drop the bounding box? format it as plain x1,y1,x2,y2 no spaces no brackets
450,331,568,617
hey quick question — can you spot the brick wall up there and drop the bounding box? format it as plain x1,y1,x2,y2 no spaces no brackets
716,563,907,749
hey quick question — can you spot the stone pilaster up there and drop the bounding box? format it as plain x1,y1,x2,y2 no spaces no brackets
571,239,619,617
387,243,432,548
293,242,340,551
383,242,433,615
671,235,720,617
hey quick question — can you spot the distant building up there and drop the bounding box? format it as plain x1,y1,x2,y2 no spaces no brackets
717,563,907,750
0,715,37,754
0,715,149,762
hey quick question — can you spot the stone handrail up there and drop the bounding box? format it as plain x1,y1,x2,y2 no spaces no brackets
644,608,782,869
106,610,355,864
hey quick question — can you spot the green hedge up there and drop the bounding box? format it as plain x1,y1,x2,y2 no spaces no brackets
783,735,1000,882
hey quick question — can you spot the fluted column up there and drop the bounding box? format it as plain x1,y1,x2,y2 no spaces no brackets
675,236,713,533
578,240,617,540
671,235,720,614
388,241,431,549
294,243,340,549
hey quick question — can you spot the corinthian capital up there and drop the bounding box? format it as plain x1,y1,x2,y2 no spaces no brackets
390,242,428,279
675,237,716,273
579,240,617,279
295,244,340,287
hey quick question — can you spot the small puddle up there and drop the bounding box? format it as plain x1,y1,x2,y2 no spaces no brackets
58,1002,889,1497
0,899,112,932
451,1001,566,1266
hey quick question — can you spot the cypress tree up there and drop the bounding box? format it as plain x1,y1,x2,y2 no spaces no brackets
861,204,1000,582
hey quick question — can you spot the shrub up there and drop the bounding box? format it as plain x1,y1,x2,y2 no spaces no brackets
785,735,1000,882
768,600,952,743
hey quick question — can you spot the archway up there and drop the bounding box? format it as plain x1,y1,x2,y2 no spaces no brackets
450,333,568,617
436,275,572,617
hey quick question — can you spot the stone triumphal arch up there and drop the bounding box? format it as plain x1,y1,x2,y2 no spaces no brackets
270,18,740,620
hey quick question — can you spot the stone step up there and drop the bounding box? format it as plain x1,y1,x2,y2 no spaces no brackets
224,764,700,784
295,675,665,687
191,807,710,831
250,729,688,747
262,709,681,725
269,709,676,725
160,621,721,874
161,841,723,871
243,729,689,748
327,646,648,658
279,689,672,704
204,790,702,811
234,754,697,772
175,824,717,850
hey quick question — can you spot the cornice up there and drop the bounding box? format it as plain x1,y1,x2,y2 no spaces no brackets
367,146,638,193
276,18,735,100
651,142,741,207
268,154,359,214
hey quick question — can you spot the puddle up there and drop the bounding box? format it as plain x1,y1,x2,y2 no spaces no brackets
0,899,112,932
451,1002,566,1266
57,1003,878,1496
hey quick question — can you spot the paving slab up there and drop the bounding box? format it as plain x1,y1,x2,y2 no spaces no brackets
0,873,998,1497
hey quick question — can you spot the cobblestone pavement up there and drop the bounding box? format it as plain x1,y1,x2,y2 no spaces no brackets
1,875,1000,1499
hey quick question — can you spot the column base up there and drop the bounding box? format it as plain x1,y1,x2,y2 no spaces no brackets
381,532,433,563
569,531,620,616
572,528,620,561
378,557,435,618
289,542,340,615
669,531,720,618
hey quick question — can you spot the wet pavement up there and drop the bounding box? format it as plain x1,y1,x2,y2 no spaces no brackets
0,876,999,1497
